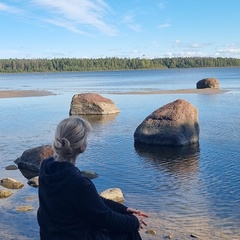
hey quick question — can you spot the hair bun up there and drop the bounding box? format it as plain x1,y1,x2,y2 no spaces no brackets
54,138,72,155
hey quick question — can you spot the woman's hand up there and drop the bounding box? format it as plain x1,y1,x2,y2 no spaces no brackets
126,207,149,217
126,208,149,230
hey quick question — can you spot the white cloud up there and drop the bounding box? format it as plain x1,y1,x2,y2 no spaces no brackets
123,14,133,23
158,1,165,9
123,13,142,32
165,51,206,58
44,18,92,36
216,47,240,57
0,1,118,36
0,3,24,14
0,49,31,59
158,23,171,29
175,40,181,44
127,23,142,32
189,43,211,48
31,0,117,35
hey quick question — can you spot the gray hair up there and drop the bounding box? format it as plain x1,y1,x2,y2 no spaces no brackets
53,116,91,162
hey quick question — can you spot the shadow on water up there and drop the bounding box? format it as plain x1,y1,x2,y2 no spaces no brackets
134,143,200,176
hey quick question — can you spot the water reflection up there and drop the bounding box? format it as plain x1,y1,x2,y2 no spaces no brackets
134,143,200,176
75,113,119,125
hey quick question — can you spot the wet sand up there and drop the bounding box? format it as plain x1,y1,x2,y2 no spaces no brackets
140,211,240,240
0,90,55,98
0,88,226,98
111,88,226,95
1,208,239,240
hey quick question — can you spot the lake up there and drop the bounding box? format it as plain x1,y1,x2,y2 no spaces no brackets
0,68,240,239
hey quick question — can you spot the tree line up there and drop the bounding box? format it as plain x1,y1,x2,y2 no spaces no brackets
0,57,240,73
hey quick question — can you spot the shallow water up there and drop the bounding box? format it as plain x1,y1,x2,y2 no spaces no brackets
0,68,240,239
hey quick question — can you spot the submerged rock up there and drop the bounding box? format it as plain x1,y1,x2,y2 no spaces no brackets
0,177,24,189
0,189,13,198
146,229,157,235
16,206,33,212
5,164,18,170
81,170,99,179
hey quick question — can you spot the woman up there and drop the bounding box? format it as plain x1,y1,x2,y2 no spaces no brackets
37,116,148,240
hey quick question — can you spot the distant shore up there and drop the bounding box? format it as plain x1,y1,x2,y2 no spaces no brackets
0,88,226,98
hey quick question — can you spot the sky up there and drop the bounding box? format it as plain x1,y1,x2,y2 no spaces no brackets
0,0,240,59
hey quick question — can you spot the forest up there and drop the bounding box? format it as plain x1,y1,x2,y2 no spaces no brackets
0,57,240,73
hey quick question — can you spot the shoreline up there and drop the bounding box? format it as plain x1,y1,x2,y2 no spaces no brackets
0,88,226,98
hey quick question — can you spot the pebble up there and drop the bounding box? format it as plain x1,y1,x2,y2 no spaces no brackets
16,206,33,212
190,233,198,238
5,165,18,170
27,176,39,188
81,170,99,179
0,177,24,189
0,189,13,198
146,229,157,235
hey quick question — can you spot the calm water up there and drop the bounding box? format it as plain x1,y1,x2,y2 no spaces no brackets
0,68,240,239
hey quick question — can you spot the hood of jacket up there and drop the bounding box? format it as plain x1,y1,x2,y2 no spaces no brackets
39,157,80,195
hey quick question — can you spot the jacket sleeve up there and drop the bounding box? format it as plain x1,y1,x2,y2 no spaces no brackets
73,176,140,233
101,197,128,213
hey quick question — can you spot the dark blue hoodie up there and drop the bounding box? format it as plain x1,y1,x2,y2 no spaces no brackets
37,157,140,240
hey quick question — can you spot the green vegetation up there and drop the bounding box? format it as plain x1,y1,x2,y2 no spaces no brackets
0,57,240,73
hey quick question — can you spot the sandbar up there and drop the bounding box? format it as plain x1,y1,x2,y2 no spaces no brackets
0,90,55,98
0,88,226,98
111,88,226,95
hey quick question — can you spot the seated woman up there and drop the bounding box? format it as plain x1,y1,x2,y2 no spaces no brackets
37,116,148,240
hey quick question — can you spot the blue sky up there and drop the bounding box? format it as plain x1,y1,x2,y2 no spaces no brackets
1,0,240,59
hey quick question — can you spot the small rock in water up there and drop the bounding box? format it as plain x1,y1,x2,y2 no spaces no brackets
190,233,198,238
146,229,156,235
5,165,18,170
24,196,38,201
16,206,33,212
81,170,99,179
0,177,24,189
0,189,13,198
100,188,124,203
27,176,39,188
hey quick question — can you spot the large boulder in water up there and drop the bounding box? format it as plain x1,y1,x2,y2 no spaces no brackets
14,145,54,179
196,78,220,89
14,145,99,180
134,99,200,146
69,93,120,115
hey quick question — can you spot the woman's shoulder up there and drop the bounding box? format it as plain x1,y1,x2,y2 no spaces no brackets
70,167,94,187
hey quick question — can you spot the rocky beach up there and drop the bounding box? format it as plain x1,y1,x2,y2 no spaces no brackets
1,87,238,240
